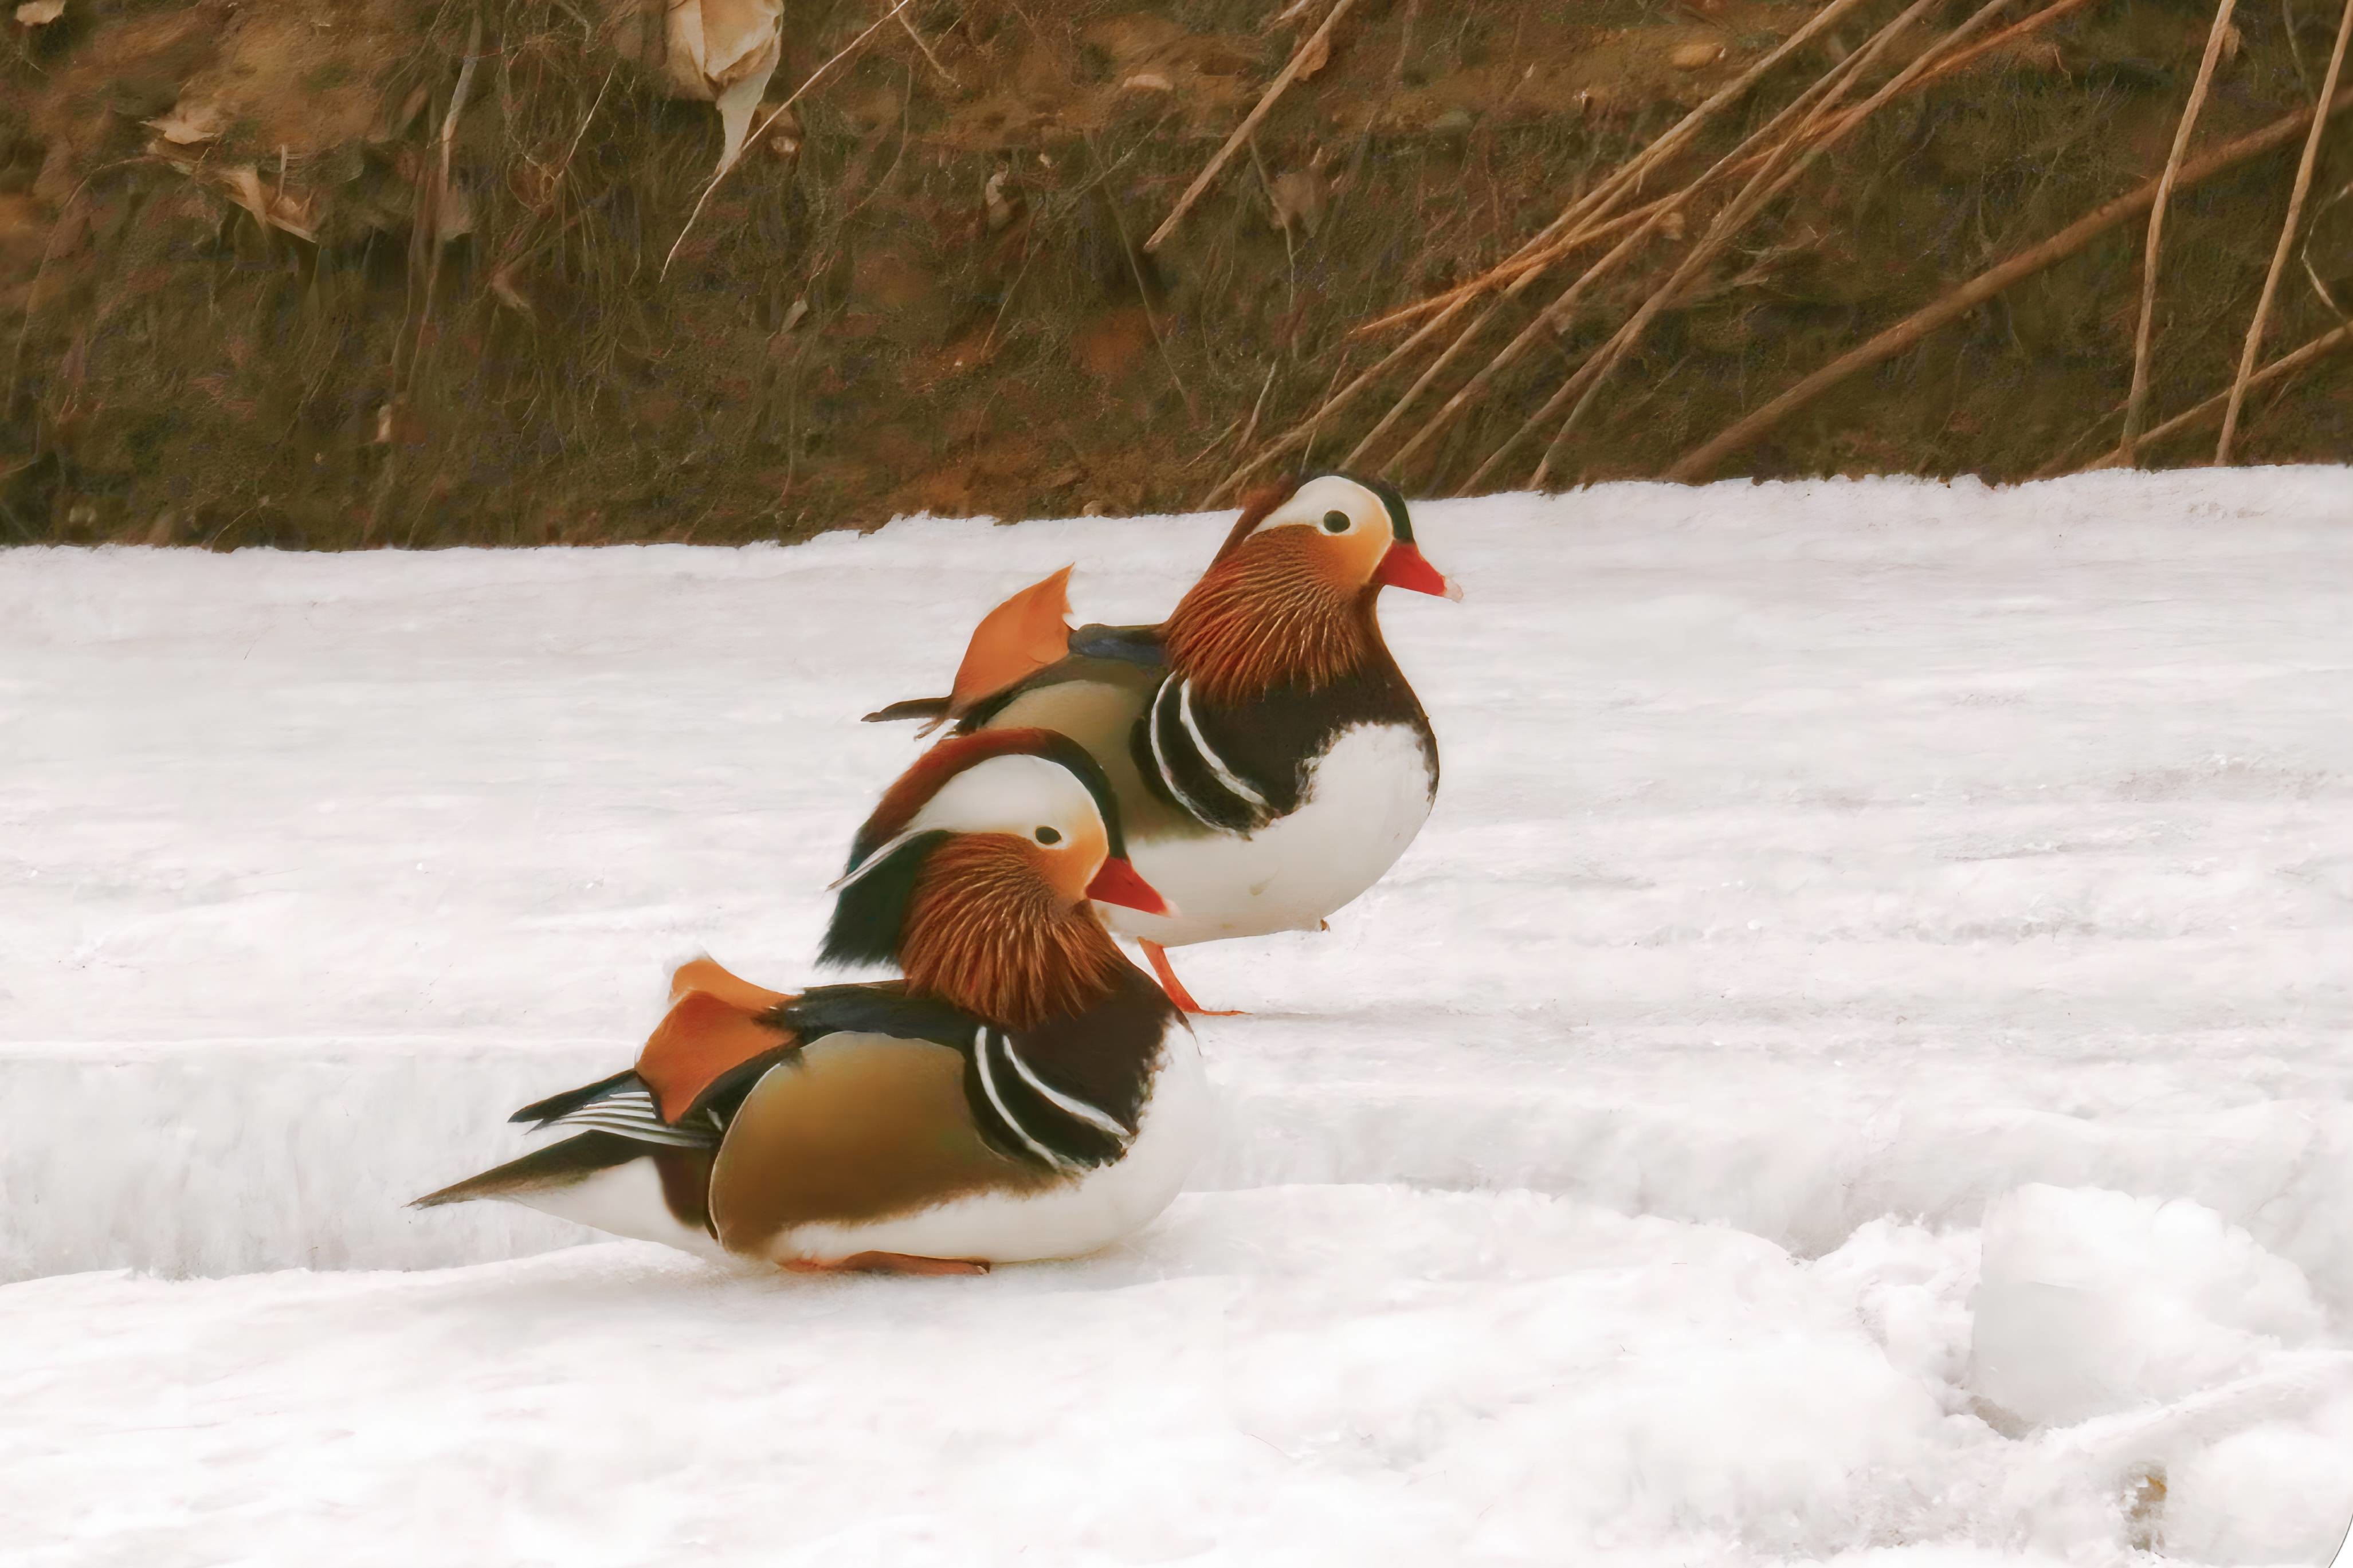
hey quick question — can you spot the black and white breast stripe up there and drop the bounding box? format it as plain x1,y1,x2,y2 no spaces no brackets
1146,674,1276,835
538,1081,723,1150
966,1025,1136,1172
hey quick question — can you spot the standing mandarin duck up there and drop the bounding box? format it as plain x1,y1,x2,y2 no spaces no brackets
864,473,1459,1013
413,731,1209,1274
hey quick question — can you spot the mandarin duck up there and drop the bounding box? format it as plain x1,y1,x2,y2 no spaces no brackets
414,731,1209,1274
862,473,1458,1014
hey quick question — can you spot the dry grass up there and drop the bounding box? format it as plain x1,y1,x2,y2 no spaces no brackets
2,0,2350,548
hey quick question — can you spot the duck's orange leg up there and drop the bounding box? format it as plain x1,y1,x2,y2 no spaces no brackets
783,1252,990,1276
1140,940,1245,1017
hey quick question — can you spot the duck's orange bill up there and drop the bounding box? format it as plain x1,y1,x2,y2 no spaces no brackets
1374,542,1463,600
1086,856,1171,917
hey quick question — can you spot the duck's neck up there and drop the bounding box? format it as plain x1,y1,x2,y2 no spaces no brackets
1163,542,1383,706
899,838,1126,1031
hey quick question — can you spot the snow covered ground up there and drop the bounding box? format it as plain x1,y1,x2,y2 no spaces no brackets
3,469,2351,1565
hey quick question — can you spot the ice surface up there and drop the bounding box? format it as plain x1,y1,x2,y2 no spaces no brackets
3,469,2351,1563
2164,1407,2353,1565
1968,1185,2324,1431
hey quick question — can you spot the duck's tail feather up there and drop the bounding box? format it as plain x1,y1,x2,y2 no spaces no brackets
410,1131,649,1209
509,1069,640,1129
862,695,952,725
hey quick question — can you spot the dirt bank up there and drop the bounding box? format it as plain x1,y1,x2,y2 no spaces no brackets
3,0,2348,546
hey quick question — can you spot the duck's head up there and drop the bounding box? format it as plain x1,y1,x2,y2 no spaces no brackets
1225,473,1460,602
1167,473,1459,702
824,729,1168,1026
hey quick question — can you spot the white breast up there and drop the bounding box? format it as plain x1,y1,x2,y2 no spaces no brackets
1111,721,1435,947
772,1020,1213,1266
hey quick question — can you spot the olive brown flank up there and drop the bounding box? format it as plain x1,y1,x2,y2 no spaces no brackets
1163,524,1389,708
899,835,1128,1032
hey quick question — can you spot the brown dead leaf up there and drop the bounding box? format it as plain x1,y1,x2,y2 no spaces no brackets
213,163,319,243
606,0,782,173
489,265,536,320
14,0,63,26
1271,168,1326,237
983,167,1017,232
146,101,227,147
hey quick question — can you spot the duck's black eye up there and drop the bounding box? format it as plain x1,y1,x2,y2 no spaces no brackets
1321,509,1350,533
1034,826,1062,845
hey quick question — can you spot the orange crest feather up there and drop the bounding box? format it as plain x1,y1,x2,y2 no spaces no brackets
668,956,791,1013
945,566,1073,725
637,960,797,1122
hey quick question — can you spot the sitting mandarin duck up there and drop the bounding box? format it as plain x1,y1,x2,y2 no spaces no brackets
864,473,1459,1013
413,731,1208,1275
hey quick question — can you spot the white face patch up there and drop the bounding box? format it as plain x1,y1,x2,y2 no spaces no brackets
909,753,1104,850
1247,475,1397,548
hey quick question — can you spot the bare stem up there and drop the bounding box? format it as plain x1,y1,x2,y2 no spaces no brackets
1144,0,1359,254
2118,0,2243,464
1665,82,2353,482
2217,0,2353,462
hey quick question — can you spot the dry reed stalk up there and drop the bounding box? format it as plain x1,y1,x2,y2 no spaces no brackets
2117,0,2243,464
2217,0,2353,462
1518,0,2017,490
1198,291,1480,506
896,6,959,85
662,0,913,280
1397,0,1939,490
1144,0,1359,254
1364,0,2100,340
1198,0,1879,504
1344,0,1916,481
1664,82,2353,482
1347,190,1680,339
1457,0,1883,273
406,13,484,378
2087,319,2353,466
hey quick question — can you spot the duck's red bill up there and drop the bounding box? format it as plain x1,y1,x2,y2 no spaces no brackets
1086,856,1171,916
1375,542,1463,600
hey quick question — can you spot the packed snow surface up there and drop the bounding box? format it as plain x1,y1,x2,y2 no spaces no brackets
4,469,2352,1566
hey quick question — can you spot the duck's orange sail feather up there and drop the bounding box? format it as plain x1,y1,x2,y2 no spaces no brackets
942,566,1074,728
637,958,796,1122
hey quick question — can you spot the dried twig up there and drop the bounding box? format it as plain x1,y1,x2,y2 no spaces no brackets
662,0,913,280
1198,292,1480,506
2218,0,2353,462
1196,0,1876,504
1363,0,2100,339
1205,0,1882,503
1387,0,1938,488
406,11,484,380
2118,0,2242,463
1145,0,1358,253
1519,0,2015,491
1665,82,2353,481
897,6,959,85
1359,19,1893,480
1462,0,1938,490
1088,135,1198,423
2091,318,2353,466
1409,23,1902,489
